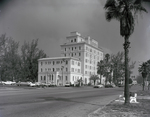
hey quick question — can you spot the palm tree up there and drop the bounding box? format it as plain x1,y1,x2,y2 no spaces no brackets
104,53,111,85
146,60,150,90
104,0,147,104
97,60,104,84
139,62,148,91
89,75,99,85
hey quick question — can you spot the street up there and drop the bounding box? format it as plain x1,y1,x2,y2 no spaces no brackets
0,86,123,117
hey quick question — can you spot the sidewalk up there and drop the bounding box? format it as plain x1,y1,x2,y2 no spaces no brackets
88,85,150,117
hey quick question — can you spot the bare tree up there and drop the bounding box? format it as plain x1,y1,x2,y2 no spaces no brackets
20,39,47,82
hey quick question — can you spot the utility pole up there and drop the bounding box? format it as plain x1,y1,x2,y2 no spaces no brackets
61,66,64,86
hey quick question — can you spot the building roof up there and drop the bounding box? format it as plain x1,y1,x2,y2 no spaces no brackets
38,57,80,61
60,42,103,52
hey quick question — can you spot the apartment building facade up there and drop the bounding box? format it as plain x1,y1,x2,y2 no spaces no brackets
38,57,82,86
60,32,104,84
38,32,104,86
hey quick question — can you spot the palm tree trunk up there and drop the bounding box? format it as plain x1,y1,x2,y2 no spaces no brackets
143,78,145,91
124,36,130,104
100,75,101,84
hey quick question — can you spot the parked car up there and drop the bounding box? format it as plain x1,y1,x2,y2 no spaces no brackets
16,82,30,86
105,84,113,88
2,81,16,85
65,83,70,87
118,84,124,87
93,84,104,88
29,82,36,87
40,83,52,87
111,84,116,88
44,83,51,87
34,82,41,87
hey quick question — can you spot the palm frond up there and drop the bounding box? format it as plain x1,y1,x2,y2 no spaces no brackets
104,0,116,9
132,0,148,13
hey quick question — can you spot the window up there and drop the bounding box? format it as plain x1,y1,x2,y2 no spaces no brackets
85,65,87,69
52,75,53,81
90,55,92,58
72,60,74,65
65,48,66,51
79,53,81,56
72,53,73,57
85,71,87,74
53,61,55,65
79,46,81,50
41,76,42,80
50,75,51,80
73,76,74,81
66,61,68,64
56,61,60,64
72,47,73,51
75,47,76,49
53,68,55,72
72,68,74,72
45,68,47,71
71,40,73,42
78,62,80,66
75,53,76,56
56,68,60,71
44,76,46,80
74,39,76,42
45,62,47,64
41,62,43,66
66,76,67,81
66,68,68,71
41,68,43,72
78,69,80,73
64,54,66,57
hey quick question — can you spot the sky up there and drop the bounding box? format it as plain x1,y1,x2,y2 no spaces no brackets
0,0,150,76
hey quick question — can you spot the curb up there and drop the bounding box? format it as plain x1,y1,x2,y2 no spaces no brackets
88,97,118,117
88,106,106,117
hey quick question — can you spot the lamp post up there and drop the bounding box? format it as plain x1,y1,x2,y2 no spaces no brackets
61,66,64,86
61,58,66,86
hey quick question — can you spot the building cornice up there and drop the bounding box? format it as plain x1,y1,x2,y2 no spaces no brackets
60,42,103,52
38,57,80,61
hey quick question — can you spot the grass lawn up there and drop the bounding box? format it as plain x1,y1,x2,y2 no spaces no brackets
100,90,150,117
89,89,150,117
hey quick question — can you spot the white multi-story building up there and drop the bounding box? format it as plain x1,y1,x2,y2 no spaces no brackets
38,32,104,86
38,57,82,86
60,32,103,84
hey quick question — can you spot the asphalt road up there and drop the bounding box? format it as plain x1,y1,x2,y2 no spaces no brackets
0,86,124,117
